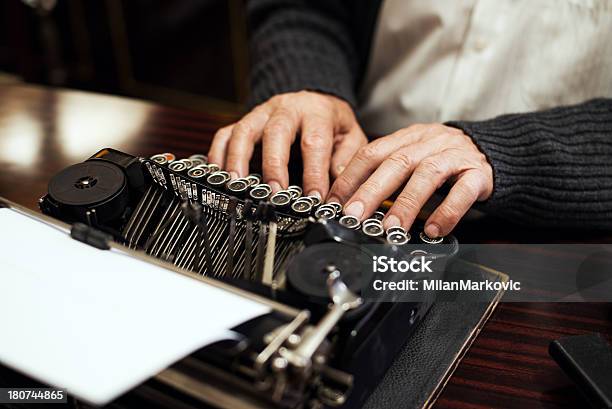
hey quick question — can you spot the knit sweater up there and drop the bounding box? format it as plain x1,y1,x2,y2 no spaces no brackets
247,0,612,229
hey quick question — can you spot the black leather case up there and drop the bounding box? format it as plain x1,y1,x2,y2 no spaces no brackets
364,259,507,409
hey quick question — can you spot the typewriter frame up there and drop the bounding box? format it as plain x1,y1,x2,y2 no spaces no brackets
6,147,458,409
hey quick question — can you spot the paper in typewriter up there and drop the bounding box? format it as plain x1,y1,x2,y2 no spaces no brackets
0,208,271,406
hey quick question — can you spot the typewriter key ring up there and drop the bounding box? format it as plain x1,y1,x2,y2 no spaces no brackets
314,205,336,220
419,231,443,244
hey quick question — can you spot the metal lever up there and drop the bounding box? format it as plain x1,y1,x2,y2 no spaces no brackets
281,266,362,369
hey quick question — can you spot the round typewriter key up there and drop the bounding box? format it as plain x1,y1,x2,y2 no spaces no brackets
249,184,272,200
189,153,208,164
291,198,313,214
187,165,210,179
182,159,194,169
387,231,409,245
207,163,221,173
189,157,205,167
246,174,261,186
163,152,176,163
314,206,336,220
362,218,383,228
327,201,342,214
419,231,443,244
270,191,292,207
169,159,191,172
386,225,406,235
362,222,384,237
339,215,360,229
304,195,321,207
287,185,302,198
207,171,230,186
227,178,250,194
151,153,168,165
372,210,386,221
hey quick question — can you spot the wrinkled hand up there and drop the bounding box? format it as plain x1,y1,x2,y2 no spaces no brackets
328,123,493,237
208,91,367,198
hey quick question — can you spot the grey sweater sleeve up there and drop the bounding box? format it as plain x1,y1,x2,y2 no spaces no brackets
447,98,612,229
246,0,359,107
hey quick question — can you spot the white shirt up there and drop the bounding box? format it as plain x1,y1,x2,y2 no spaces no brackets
358,0,612,135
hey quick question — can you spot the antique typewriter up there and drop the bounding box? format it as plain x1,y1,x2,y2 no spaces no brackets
32,148,458,409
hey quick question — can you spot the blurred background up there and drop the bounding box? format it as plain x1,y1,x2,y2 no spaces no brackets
0,0,249,114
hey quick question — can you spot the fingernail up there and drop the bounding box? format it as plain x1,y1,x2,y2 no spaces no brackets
336,165,346,174
327,196,341,204
383,215,401,230
307,191,322,200
425,223,440,238
269,181,282,193
229,171,239,180
344,201,364,219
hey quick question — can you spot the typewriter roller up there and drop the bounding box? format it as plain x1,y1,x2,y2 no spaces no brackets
38,148,459,409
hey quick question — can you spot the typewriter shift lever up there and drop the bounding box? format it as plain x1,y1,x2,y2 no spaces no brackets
281,265,363,369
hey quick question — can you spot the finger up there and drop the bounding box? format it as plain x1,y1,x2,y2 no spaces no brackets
330,127,367,179
225,110,270,177
208,125,234,168
328,126,431,204
424,169,485,237
342,143,433,220
301,116,334,199
384,151,464,230
261,108,299,191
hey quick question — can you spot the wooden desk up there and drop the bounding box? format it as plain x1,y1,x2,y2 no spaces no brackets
1,84,610,409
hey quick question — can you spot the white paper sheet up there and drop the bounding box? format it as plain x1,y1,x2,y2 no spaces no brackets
0,208,270,405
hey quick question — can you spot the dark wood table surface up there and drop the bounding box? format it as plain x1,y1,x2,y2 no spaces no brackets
1,84,610,409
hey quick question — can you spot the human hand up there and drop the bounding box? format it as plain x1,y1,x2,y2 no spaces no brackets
208,91,367,198
327,123,493,237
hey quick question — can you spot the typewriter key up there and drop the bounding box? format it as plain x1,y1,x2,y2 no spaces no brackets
362,218,383,228
372,210,386,221
246,174,261,186
419,231,443,244
287,185,302,198
249,184,272,200
270,191,292,207
227,178,250,194
169,159,193,172
151,153,168,165
314,205,336,220
362,222,384,237
207,171,230,186
189,153,208,164
387,231,409,245
163,153,176,163
339,215,360,229
187,165,210,179
304,195,321,207
189,157,206,167
327,201,343,214
291,198,313,215
386,226,406,235
207,163,221,173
